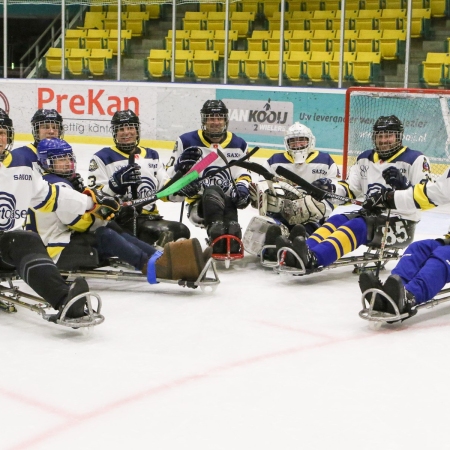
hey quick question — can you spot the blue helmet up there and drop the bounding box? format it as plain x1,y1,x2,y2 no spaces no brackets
37,138,76,177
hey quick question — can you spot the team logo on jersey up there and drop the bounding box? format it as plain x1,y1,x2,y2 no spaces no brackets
138,177,157,199
360,165,369,179
89,159,98,172
201,165,232,191
0,192,24,231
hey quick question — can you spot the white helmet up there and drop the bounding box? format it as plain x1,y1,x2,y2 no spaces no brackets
284,122,316,164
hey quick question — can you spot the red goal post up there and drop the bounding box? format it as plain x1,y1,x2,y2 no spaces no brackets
343,87,450,180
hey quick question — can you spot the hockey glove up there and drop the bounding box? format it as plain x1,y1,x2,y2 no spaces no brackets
311,178,336,193
109,164,142,195
174,146,203,174
362,188,396,212
176,180,201,198
114,204,137,227
69,173,86,193
382,166,411,190
84,188,121,220
231,182,251,209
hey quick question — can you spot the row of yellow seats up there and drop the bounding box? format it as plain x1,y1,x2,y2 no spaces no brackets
44,48,113,77
165,30,238,56
89,3,161,19
248,29,405,60
146,50,220,79
80,11,150,36
227,50,381,84
420,52,450,86
65,29,132,56
182,11,255,37
299,0,433,10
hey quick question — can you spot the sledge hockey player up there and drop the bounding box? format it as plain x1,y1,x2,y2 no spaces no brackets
27,138,212,285
88,109,190,246
0,109,120,322
276,115,431,272
167,99,251,254
358,161,450,320
249,122,339,261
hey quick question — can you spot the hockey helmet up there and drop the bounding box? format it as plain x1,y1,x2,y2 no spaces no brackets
284,122,316,164
372,115,404,159
200,100,229,141
111,109,140,153
0,108,14,158
31,109,64,143
37,138,76,177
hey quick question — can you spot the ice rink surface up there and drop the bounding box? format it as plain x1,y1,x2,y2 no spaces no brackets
2,143,450,450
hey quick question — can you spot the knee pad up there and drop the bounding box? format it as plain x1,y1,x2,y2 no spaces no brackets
0,230,46,266
203,186,226,210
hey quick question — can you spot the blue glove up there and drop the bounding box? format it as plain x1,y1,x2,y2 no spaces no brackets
231,183,251,209
382,166,411,190
311,178,336,193
109,164,141,195
174,146,203,174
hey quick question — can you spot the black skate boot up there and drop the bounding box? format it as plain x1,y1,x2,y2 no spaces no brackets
289,224,307,241
358,271,385,311
227,221,242,253
292,236,318,270
263,225,282,261
55,277,90,320
382,275,417,319
208,221,226,254
275,236,297,267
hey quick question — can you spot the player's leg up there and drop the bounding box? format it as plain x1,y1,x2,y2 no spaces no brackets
137,216,190,246
202,186,227,253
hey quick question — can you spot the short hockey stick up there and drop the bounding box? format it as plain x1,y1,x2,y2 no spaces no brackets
275,166,363,206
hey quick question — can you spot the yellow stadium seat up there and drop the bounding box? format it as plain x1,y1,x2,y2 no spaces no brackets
206,12,227,30
285,51,311,81
65,29,86,49
80,11,106,30
344,1,362,9
332,29,359,51
302,51,333,82
353,9,381,30
409,8,431,38
378,8,405,30
300,1,321,10
183,11,207,30
355,29,381,52
199,2,222,13
124,12,149,37
267,30,293,51
175,50,194,77
44,48,69,75
86,48,113,77
325,51,356,81
420,62,446,86
126,5,142,13
330,10,356,30
347,51,381,83
247,30,271,51
266,51,289,80
230,11,255,37
187,30,214,51
143,4,161,19
191,50,220,78
228,50,249,78
66,48,90,77
309,10,337,30
262,2,281,18
429,0,446,17
243,50,269,80
146,49,171,78
165,30,190,50
288,30,314,51
308,30,337,52
212,30,238,57
85,29,108,50
379,29,405,60
107,29,132,56
361,0,381,8
382,0,404,8
323,1,342,10
240,0,260,15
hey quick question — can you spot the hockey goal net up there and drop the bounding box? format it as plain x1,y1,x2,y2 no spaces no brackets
343,87,450,180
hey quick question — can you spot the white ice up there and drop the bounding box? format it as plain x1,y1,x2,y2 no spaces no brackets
2,143,450,450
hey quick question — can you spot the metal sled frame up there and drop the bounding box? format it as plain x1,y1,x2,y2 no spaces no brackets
0,271,104,328
210,234,244,269
359,287,450,328
272,245,402,276
59,256,220,291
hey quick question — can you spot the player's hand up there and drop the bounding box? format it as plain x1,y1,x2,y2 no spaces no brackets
382,166,411,190
84,188,121,220
311,178,336,193
69,173,86,193
114,205,137,226
174,147,202,174
109,164,141,195
362,188,396,211
175,180,201,198
231,182,251,209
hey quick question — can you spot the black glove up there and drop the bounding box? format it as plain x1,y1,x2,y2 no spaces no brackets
176,180,201,198
382,166,411,190
114,205,137,227
109,164,141,195
69,173,86,193
362,188,396,211
231,182,251,209
311,178,336,193
174,146,203,174
84,188,121,220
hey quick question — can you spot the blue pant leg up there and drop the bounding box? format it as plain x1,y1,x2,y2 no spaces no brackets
306,214,349,249
404,244,450,304
392,239,442,285
310,216,368,267
94,226,152,270
120,232,157,257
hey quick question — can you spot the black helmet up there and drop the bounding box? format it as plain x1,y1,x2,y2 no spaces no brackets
31,109,64,144
372,115,404,159
0,108,14,159
111,109,140,153
200,100,229,141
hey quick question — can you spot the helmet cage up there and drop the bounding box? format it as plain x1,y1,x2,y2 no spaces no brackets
0,125,15,154
31,110,64,143
372,115,404,159
200,100,229,140
112,122,140,153
284,123,316,164
37,139,76,177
